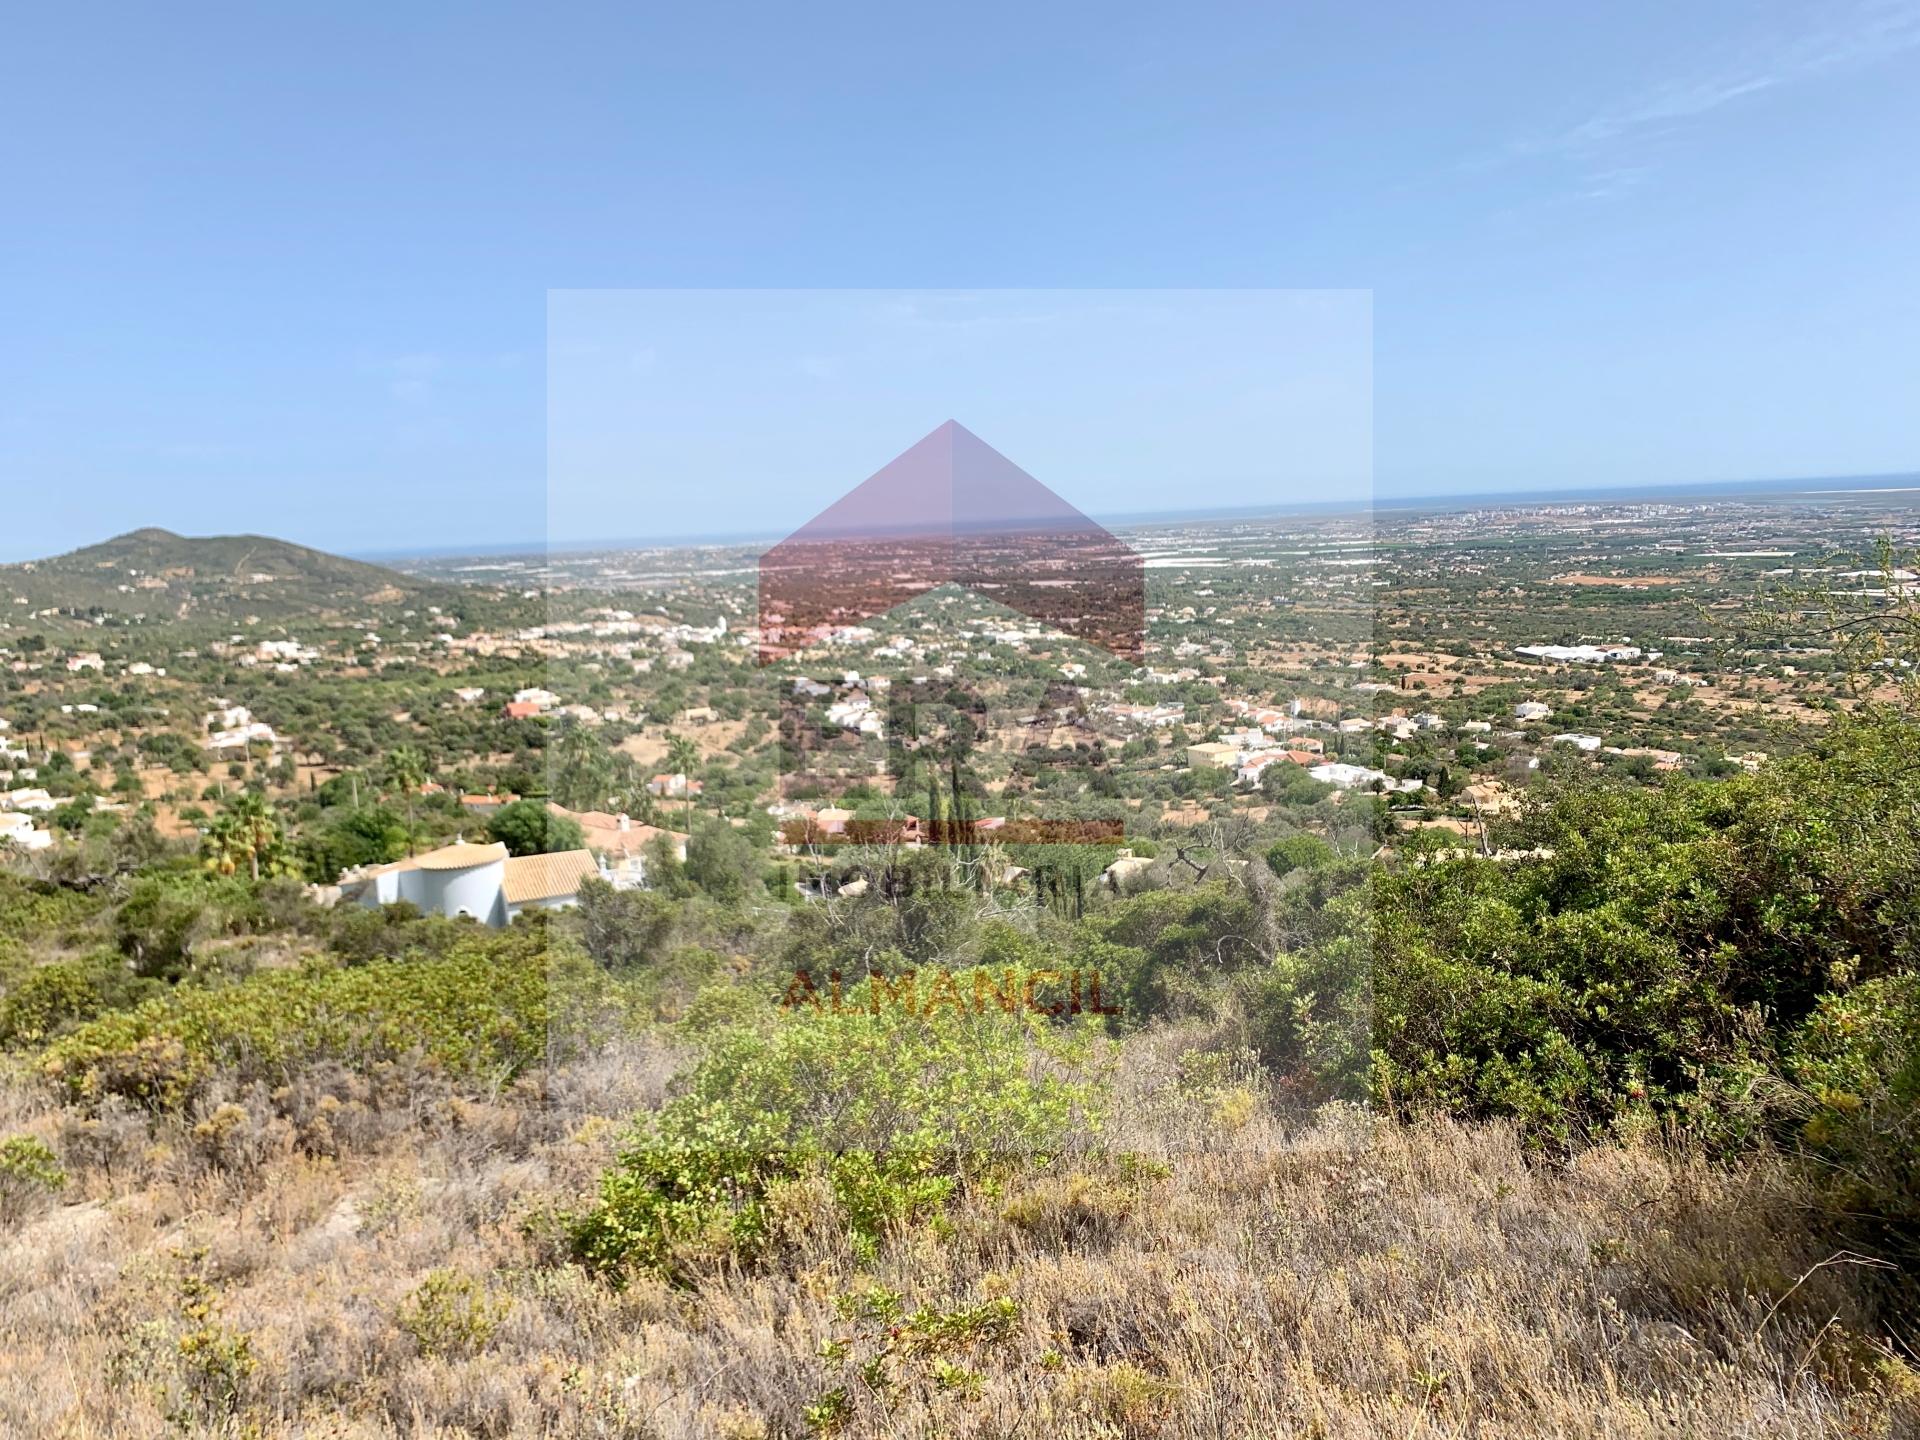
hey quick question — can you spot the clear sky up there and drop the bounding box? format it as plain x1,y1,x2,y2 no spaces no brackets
3,1,1918,559
548,290,1372,546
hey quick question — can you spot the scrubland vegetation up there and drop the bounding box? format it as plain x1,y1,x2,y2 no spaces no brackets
1,702,1917,1437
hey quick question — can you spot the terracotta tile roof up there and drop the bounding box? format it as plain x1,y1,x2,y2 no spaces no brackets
415,841,509,871
554,803,622,830
544,802,686,856
502,849,599,904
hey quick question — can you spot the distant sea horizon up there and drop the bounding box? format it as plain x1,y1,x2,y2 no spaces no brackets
353,468,1920,564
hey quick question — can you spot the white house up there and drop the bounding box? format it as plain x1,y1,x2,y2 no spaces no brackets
204,722,280,753
1550,733,1604,752
648,772,703,799
1101,849,1154,888
1237,753,1292,788
1309,763,1424,794
341,840,601,927
1514,643,1642,664
1514,701,1553,721
0,812,52,851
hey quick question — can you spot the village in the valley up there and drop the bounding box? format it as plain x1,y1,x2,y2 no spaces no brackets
1,486,1908,914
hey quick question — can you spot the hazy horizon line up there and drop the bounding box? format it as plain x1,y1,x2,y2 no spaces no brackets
358,467,1920,562
6,467,1917,568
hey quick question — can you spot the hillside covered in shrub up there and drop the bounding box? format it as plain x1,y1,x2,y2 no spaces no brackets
0,711,1916,1436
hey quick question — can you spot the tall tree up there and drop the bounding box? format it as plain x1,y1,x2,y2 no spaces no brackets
665,731,700,832
203,790,289,882
554,721,613,810
384,745,429,856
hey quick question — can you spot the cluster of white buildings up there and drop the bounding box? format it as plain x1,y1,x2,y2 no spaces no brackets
241,638,320,670
1186,697,1434,796
1514,642,1647,664
200,703,281,754
1306,761,1424,794
789,672,893,739
1103,701,1186,730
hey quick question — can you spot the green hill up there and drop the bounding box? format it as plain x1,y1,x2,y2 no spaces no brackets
0,528,456,625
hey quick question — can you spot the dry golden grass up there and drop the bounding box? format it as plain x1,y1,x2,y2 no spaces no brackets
0,1035,1915,1439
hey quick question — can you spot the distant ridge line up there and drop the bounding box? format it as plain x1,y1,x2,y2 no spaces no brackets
352,468,1920,563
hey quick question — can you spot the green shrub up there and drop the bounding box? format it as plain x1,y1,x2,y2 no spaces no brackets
395,1269,511,1357
488,798,583,857
1069,884,1264,1024
1789,971,1920,1257
569,975,1106,1281
1265,831,1334,878
0,1134,67,1219
0,952,160,1048
42,928,598,1110
0,874,105,943
114,869,268,979
811,1294,1020,1426
1256,712,1920,1152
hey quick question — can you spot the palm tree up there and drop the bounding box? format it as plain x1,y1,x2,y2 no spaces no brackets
554,722,611,810
665,731,700,833
234,790,281,882
384,746,428,856
203,790,285,882
202,810,246,878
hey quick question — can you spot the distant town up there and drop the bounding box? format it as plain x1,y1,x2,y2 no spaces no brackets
2,484,1913,912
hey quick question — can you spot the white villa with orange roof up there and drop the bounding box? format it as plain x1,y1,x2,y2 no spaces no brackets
340,840,602,927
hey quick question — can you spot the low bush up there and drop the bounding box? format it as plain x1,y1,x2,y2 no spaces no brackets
395,1269,512,1358
41,928,599,1110
1789,970,1920,1259
0,1134,67,1220
568,973,1108,1281
114,869,271,979
0,951,161,1048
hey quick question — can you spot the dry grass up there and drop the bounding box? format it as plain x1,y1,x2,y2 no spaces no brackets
0,1034,1915,1439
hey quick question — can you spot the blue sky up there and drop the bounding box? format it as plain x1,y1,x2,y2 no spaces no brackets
3,1,1918,559
548,290,1372,544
